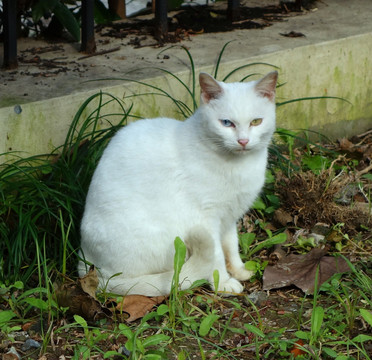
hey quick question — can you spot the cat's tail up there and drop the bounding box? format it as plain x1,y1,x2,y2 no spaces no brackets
103,226,215,296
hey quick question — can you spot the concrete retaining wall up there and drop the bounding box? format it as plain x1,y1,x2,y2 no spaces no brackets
1,33,371,161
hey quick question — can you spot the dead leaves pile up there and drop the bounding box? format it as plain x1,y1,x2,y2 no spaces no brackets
55,267,112,322
54,266,166,323
275,169,370,233
275,129,372,233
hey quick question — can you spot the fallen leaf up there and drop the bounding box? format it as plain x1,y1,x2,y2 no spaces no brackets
290,339,306,357
54,266,112,322
3,346,20,360
339,137,354,152
274,208,293,227
269,243,287,264
116,295,166,322
262,248,351,293
77,265,99,299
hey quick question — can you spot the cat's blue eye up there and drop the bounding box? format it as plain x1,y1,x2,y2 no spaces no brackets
220,119,235,128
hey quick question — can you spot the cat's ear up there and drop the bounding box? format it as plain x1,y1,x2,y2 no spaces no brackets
255,71,278,102
199,72,223,104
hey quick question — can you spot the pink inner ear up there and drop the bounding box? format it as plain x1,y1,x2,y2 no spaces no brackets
255,71,278,102
199,73,223,103
257,89,275,101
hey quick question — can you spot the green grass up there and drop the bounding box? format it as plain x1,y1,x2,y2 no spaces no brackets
0,44,371,359
0,92,131,284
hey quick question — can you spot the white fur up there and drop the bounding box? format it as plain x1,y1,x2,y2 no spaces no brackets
79,72,278,296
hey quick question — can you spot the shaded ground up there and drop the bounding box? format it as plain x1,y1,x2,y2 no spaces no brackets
97,1,314,47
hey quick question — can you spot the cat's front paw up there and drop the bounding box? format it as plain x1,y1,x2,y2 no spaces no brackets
217,277,244,295
229,266,255,281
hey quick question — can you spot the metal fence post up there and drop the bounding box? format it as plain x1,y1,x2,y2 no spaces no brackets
154,0,168,41
2,0,18,69
227,0,240,22
81,0,96,54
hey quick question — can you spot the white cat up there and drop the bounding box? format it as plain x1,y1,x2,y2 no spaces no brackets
79,71,278,296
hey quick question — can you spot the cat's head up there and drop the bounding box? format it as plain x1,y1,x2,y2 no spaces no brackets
197,71,278,155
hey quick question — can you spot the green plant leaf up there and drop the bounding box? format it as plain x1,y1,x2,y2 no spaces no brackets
213,269,220,293
360,309,372,327
239,232,255,255
311,306,324,341
94,0,119,24
167,0,183,10
265,169,275,184
248,232,287,257
244,260,258,272
173,237,186,273
352,334,372,343
23,297,49,311
252,197,266,210
119,323,133,340
32,0,58,22
190,279,209,289
322,347,338,357
13,281,24,290
361,173,372,181
53,1,81,42
302,154,330,173
144,354,164,360
199,313,219,337
103,351,122,359
294,330,310,340
0,310,17,325
142,334,170,348
73,314,88,329
244,324,265,338
157,304,169,316
266,194,280,207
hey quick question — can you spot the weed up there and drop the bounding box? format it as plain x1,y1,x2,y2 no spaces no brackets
0,92,130,284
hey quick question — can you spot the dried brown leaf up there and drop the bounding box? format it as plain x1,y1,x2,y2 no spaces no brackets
273,208,293,227
54,266,111,322
77,265,99,299
263,248,351,293
116,295,166,322
339,137,354,152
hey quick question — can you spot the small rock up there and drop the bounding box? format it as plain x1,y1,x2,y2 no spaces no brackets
13,332,28,342
244,291,268,307
335,184,359,205
118,346,131,357
21,338,41,352
3,346,21,360
311,223,330,236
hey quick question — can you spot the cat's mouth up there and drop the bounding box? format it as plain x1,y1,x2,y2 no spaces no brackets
234,147,251,154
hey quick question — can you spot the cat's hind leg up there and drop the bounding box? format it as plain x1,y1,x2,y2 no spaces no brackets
96,226,218,296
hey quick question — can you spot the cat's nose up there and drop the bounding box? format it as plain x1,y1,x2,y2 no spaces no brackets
238,139,249,147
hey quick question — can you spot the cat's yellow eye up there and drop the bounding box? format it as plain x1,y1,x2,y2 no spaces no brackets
251,118,263,126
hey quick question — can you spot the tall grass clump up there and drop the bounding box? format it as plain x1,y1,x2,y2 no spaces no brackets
0,92,131,285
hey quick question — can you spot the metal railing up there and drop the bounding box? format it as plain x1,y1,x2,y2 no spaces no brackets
2,0,241,69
